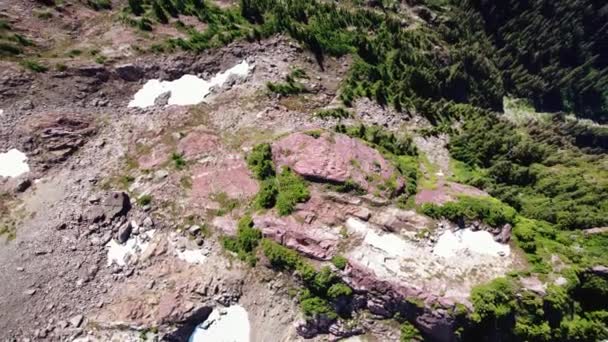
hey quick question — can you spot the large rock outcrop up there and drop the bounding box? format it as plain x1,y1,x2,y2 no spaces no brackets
253,213,340,260
22,114,96,167
272,132,404,198
342,262,458,342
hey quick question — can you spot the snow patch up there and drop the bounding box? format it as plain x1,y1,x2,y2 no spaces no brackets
128,61,252,108
176,248,207,264
189,305,250,342
345,217,516,301
433,229,510,258
106,230,155,266
0,149,30,178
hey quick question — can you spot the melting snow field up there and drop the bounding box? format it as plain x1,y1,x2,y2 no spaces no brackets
0,149,30,178
128,61,252,108
433,229,510,258
176,248,207,264
345,217,516,301
189,305,250,342
106,230,155,266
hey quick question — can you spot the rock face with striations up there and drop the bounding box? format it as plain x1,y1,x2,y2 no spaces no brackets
21,114,96,167
272,132,404,198
342,262,458,342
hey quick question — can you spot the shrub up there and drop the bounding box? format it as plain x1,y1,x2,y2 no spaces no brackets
400,322,422,341
262,239,301,270
421,196,517,227
171,152,186,169
0,42,21,56
276,168,310,216
331,255,347,270
87,0,111,10
247,143,275,180
300,296,337,319
327,283,352,299
470,278,516,323
137,194,152,206
222,215,262,266
316,107,351,119
20,60,48,73
128,0,144,16
255,178,278,209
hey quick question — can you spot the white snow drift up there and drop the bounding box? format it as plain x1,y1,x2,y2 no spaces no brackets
128,61,252,108
433,228,510,258
189,305,250,342
0,149,30,178
345,217,516,301
106,230,155,266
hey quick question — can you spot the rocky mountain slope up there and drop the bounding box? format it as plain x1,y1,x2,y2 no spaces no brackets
0,0,606,341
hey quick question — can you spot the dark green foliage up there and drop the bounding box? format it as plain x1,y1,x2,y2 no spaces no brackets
255,178,278,209
395,156,419,197
261,239,352,319
316,107,351,120
222,215,262,266
247,143,275,180
267,68,309,96
460,0,608,122
128,0,144,15
275,168,310,216
331,255,347,270
152,0,169,23
400,321,422,341
421,196,517,227
137,194,152,206
470,278,516,323
20,60,48,73
0,42,21,56
326,283,352,299
449,113,608,230
300,296,337,319
337,124,418,158
87,0,112,10
171,152,186,169
332,179,365,195
460,277,608,341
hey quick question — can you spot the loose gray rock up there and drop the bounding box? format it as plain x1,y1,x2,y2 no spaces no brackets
69,314,83,328
117,222,132,243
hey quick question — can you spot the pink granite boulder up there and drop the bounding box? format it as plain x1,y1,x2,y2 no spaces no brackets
190,155,259,210
253,212,340,260
272,132,404,198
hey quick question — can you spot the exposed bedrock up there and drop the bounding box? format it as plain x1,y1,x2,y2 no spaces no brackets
272,131,405,198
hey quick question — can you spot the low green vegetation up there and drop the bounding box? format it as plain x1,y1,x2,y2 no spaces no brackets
222,215,262,266
210,192,239,216
316,107,351,120
267,68,309,96
20,59,48,73
170,152,186,169
137,194,152,206
262,239,353,319
0,21,36,58
331,255,347,270
275,168,310,216
247,143,310,216
400,321,422,341
246,143,275,180
335,123,419,200
87,0,112,10
458,276,608,341
421,196,517,228
449,112,608,230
